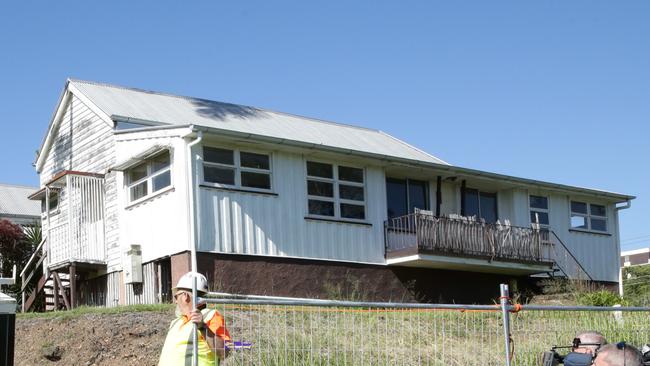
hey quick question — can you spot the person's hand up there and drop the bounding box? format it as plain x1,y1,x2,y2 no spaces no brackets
189,309,204,327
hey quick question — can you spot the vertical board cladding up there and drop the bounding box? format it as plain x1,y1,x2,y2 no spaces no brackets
548,194,619,282
38,94,120,269
124,261,159,305
198,151,386,263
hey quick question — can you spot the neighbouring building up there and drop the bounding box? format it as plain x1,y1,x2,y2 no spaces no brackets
21,79,635,310
0,183,40,227
621,248,650,267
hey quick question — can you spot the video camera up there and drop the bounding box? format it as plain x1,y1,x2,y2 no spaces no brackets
642,344,650,365
541,338,600,366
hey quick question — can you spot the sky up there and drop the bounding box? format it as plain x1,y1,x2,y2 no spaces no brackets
0,1,648,249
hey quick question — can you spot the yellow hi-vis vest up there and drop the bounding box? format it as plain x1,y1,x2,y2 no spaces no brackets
158,308,219,366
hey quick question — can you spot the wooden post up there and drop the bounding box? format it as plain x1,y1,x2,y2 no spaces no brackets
52,271,59,310
460,180,466,216
69,264,76,309
436,176,442,217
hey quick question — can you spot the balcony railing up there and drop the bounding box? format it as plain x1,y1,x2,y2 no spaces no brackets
385,213,552,264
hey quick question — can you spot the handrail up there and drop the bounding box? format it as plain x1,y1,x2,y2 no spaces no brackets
549,230,594,281
19,237,47,279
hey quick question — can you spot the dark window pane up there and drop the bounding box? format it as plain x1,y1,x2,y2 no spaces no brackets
130,181,148,201
530,211,549,225
241,172,271,189
128,162,148,183
339,185,364,201
338,166,363,183
240,151,269,170
341,203,365,220
529,195,548,210
152,171,171,192
204,147,234,165
308,180,333,197
307,161,333,178
408,180,428,213
479,193,497,223
386,178,407,219
203,166,235,185
571,215,587,229
590,204,606,217
463,189,479,218
308,200,334,216
571,201,587,214
151,152,170,173
591,218,607,232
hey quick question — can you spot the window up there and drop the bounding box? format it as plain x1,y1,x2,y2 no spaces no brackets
570,200,607,232
386,178,429,219
202,147,271,190
41,191,59,214
529,195,549,226
126,151,172,203
306,161,365,220
462,188,497,223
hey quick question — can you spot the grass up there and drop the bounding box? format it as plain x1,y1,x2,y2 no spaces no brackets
212,303,650,366
17,303,174,320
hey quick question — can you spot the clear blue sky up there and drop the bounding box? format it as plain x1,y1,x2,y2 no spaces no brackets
1,1,648,249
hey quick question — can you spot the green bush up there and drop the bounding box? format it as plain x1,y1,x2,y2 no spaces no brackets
576,290,628,307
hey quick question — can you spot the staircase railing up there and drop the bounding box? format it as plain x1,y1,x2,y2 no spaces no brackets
20,237,47,312
542,231,594,281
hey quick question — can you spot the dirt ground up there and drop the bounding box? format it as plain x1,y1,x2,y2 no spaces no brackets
15,309,172,366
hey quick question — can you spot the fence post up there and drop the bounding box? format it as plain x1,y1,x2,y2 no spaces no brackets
500,284,512,366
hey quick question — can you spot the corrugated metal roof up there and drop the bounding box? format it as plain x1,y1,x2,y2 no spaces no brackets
70,79,449,165
0,183,40,217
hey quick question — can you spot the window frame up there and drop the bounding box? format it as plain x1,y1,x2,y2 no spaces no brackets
569,200,609,234
386,177,430,219
125,150,173,205
201,146,273,193
529,194,550,228
41,190,60,216
305,159,367,223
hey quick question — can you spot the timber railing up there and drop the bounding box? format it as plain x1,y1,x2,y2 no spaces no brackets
385,212,551,263
384,212,594,280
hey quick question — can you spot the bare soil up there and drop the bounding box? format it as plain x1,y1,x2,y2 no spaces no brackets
15,309,172,366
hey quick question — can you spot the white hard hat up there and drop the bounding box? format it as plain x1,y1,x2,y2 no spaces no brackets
173,272,209,295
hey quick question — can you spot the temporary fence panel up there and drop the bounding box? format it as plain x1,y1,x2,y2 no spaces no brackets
193,290,650,366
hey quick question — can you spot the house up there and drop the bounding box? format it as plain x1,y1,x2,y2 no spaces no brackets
0,183,40,227
21,79,635,310
621,248,650,267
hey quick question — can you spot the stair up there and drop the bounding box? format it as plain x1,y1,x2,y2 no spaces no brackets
44,274,70,311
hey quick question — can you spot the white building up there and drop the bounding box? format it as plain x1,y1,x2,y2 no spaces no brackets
22,79,634,310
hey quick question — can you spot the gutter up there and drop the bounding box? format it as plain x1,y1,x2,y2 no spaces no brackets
111,118,634,202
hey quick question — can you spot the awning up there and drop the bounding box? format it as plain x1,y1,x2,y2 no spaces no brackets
111,144,172,171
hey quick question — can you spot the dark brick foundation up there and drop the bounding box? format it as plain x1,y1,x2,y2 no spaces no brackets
169,251,541,304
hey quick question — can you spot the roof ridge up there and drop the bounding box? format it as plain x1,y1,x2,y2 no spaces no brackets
68,79,382,133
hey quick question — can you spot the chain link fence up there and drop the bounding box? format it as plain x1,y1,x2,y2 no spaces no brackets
194,287,650,365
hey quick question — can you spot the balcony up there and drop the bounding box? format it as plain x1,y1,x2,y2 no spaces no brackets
384,212,555,275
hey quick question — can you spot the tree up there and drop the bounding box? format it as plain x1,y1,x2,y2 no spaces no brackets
0,219,40,297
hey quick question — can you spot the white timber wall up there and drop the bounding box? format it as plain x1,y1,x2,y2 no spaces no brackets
39,94,119,270
115,130,191,264
197,149,387,264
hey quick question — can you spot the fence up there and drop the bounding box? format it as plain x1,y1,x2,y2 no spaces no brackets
190,285,650,365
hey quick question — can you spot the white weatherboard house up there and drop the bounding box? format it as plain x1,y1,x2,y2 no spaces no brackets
21,79,634,310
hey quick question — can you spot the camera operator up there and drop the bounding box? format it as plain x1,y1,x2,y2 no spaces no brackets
593,342,644,366
542,331,607,366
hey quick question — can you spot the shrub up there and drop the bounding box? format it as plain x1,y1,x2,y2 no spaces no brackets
575,290,627,307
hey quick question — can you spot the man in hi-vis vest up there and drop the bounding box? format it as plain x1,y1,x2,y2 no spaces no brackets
159,272,231,365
